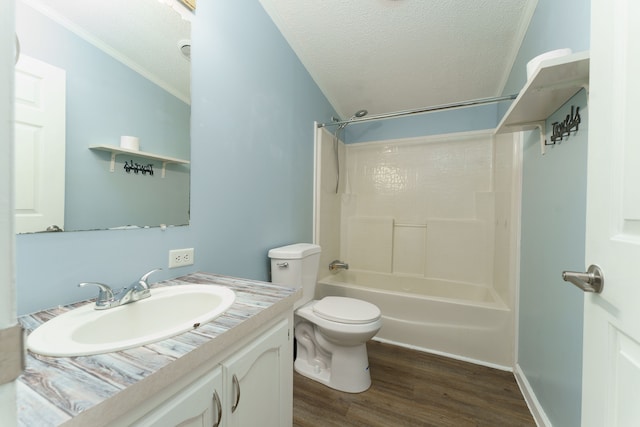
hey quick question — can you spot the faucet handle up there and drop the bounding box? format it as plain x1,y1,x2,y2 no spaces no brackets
78,282,114,308
329,260,349,271
138,268,162,289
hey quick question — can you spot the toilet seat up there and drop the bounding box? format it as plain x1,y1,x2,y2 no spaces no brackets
313,296,381,324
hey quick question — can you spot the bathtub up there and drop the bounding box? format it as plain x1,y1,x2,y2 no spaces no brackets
316,270,513,369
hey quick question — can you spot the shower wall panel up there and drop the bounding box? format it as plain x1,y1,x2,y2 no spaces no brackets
342,131,496,286
492,133,517,305
425,219,491,285
346,217,394,273
315,128,344,279
392,223,427,276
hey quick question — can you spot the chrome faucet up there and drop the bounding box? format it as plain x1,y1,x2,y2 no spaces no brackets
79,268,162,310
329,260,349,271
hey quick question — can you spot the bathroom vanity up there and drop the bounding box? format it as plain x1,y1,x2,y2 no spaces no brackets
17,272,300,427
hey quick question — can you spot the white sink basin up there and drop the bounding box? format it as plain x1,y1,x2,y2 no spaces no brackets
27,284,236,357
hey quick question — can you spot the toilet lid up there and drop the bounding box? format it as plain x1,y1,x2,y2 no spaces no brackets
313,296,381,324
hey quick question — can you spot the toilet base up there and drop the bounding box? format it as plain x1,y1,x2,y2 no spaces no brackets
294,342,372,393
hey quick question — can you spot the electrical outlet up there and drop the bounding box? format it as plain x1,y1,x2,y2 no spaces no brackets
169,248,194,268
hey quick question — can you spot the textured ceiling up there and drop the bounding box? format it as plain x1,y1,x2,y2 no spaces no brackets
20,0,537,117
259,0,538,119
21,0,191,103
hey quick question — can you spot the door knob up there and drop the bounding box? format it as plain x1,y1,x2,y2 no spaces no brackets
562,264,604,293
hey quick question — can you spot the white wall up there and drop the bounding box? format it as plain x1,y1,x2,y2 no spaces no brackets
0,0,18,422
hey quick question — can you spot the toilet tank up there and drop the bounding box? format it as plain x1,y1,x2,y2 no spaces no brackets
268,243,321,308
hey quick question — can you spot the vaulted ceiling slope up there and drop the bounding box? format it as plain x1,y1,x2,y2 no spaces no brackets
259,0,538,119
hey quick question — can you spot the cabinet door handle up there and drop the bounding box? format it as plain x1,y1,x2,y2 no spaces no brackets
212,389,222,427
231,374,241,413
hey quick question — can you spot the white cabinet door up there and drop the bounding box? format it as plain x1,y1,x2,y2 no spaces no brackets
223,319,292,427
133,366,223,427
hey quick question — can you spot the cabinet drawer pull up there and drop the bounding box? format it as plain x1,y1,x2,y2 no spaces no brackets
212,389,222,427
231,374,241,413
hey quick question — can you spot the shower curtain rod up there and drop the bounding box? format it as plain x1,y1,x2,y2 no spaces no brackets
317,94,518,128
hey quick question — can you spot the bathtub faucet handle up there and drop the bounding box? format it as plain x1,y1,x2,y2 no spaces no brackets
329,260,349,271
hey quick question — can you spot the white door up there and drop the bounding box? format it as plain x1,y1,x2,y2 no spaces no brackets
582,0,640,425
14,55,66,233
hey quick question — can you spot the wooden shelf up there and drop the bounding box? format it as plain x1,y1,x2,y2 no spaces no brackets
495,51,589,153
89,144,190,177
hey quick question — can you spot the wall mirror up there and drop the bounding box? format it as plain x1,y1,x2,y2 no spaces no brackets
15,0,192,233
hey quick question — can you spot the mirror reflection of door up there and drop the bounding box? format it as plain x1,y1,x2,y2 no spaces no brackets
14,54,66,233
15,0,192,233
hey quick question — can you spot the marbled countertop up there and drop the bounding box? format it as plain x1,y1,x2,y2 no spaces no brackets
17,272,300,427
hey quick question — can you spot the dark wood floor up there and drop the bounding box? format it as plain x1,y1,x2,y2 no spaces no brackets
293,341,535,427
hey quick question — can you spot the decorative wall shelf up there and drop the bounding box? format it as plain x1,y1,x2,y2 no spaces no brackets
495,51,590,154
89,144,190,178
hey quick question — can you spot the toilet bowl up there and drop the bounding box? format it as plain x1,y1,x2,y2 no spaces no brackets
294,297,381,393
268,243,383,393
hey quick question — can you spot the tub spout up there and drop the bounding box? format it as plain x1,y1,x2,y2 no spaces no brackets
329,260,349,271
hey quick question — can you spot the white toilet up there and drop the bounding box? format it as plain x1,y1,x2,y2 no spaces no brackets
269,243,382,393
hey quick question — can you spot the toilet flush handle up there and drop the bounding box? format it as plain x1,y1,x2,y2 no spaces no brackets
276,262,289,268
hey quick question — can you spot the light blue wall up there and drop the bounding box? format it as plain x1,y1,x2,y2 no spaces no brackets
16,0,336,314
13,9,593,427
16,3,190,231
188,0,336,280
502,0,591,104
343,102,501,143
505,1,591,426
520,91,587,426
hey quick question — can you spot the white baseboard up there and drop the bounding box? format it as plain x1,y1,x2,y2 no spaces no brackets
514,363,551,427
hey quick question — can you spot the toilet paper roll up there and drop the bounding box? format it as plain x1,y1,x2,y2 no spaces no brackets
120,136,140,151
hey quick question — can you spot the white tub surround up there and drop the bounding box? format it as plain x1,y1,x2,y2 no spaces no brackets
17,272,300,427
314,129,519,369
